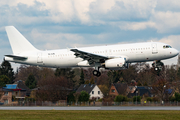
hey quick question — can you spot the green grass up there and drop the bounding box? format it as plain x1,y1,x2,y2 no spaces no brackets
0,111,180,120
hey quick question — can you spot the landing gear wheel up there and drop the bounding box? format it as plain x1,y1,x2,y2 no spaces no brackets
93,70,101,77
97,71,101,77
155,67,159,71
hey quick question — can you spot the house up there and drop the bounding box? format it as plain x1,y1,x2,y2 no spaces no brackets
14,80,31,96
0,88,13,105
0,80,31,104
128,86,136,93
128,86,152,98
76,84,103,100
109,83,130,96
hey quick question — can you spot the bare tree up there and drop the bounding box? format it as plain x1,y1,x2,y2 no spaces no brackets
15,65,55,82
73,92,80,105
36,75,73,101
152,77,169,102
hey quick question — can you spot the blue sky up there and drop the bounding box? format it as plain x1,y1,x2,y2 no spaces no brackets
0,0,180,69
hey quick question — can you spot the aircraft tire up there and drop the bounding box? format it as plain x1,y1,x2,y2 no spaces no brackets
93,70,101,77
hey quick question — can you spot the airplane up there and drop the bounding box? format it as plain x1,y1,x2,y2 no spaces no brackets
4,26,179,77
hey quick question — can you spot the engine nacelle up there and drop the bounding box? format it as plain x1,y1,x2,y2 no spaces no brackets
105,58,126,68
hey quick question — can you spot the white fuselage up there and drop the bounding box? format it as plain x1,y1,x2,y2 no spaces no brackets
5,42,179,68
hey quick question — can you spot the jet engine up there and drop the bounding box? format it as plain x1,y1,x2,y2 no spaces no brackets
105,57,126,68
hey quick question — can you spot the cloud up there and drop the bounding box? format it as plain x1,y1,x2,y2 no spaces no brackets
158,35,180,50
119,21,155,30
30,28,85,50
89,0,156,22
156,0,180,12
151,11,180,33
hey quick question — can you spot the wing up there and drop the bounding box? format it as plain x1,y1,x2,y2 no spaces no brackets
71,49,108,64
5,55,27,60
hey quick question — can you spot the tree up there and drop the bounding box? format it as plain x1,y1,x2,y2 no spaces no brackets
177,68,180,79
67,91,75,103
152,78,169,101
78,91,90,102
0,75,11,86
175,92,180,102
107,70,122,83
55,68,75,86
0,88,3,100
36,75,73,101
89,77,95,84
121,64,137,84
73,92,81,105
15,65,40,82
0,60,14,83
166,65,177,83
25,74,37,89
55,68,75,79
79,69,85,85
97,71,109,87
98,85,109,97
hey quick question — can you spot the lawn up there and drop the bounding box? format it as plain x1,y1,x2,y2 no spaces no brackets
0,110,180,120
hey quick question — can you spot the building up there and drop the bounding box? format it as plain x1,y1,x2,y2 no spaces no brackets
0,88,13,105
109,83,130,96
128,86,152,98
0,80,31,104
76,84,103,100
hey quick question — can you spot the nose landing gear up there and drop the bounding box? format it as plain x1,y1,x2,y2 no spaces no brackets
152,60,164,71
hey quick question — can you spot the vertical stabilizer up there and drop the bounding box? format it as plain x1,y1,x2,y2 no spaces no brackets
5,26,38,54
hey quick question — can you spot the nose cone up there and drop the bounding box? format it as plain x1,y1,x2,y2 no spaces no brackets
173,48,179,57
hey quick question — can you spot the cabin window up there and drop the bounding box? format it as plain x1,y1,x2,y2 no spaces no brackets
98,91,100,94
92,91,94,94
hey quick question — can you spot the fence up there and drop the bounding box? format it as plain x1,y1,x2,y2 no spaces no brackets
1,101,180,106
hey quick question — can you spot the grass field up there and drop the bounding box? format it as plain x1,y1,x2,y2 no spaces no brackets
0,110,180,120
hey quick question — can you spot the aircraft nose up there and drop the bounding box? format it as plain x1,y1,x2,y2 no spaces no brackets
173,48,179,56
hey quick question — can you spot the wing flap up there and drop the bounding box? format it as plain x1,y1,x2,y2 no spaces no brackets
71,49,108,64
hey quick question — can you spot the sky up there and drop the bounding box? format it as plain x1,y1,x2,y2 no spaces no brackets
0,0,180,70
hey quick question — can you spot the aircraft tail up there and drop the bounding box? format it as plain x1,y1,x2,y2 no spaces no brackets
5,26,38,54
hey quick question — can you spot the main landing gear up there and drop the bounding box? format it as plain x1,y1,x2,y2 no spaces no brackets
93,65,101,77
93,70,101,77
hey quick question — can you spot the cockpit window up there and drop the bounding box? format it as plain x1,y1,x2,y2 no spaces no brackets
163,45,172,49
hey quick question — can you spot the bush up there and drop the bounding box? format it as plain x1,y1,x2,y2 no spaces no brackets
133,96,141,102
152,97,159,102
147,97,152,102
114,95,128,102
98,98,103,102
175,92,180,102
170,96,176,102
78,91,90,102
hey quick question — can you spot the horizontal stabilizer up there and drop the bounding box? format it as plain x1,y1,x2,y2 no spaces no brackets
5,55,27,60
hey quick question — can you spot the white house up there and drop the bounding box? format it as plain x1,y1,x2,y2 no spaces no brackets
76,84,103,100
